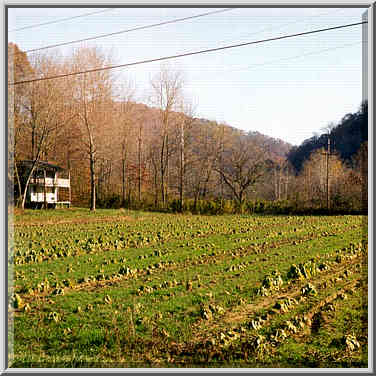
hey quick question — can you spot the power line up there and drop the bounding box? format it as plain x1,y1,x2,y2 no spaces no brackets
9,8,116,32
216,8,345,46
9,21,367,86
10,8,236,56
220,40,364,74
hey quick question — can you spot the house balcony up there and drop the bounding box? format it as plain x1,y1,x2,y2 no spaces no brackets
30,192,57,203
30,177,70,188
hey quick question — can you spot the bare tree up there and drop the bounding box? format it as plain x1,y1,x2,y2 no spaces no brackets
181,120,220,208
215,131,267,209
149,64,184,207
148,136,161,207
71,47,114,211
14,52,74,209
114,82,137,206
174,101,196,211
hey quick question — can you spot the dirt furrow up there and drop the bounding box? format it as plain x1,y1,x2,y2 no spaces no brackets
189,254,365,344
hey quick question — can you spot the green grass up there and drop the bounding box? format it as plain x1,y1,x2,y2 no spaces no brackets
10,208,367,368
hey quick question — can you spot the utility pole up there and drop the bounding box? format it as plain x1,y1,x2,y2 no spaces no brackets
285,166,289,200
321,136,334,211
179,118,185,212
220,126,224,203
138,124,142,203
166,134,169,207
326,137,330,210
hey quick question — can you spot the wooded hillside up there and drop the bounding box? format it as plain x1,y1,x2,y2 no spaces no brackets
8,44,367,214
287,102,367,173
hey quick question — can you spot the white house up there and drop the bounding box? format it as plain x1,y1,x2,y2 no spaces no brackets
18,160,71,208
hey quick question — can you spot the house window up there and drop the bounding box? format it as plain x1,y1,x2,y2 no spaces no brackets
34,186,54,193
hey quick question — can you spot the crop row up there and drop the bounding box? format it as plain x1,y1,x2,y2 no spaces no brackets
12,219,364,297
12,215,361,265
186,241,366,344
166,259,365,366
11,212,367,367
13,223,364,302
11,238,366,340
136,240,364,300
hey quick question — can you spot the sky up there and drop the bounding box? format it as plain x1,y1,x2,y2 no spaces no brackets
7,6,368,146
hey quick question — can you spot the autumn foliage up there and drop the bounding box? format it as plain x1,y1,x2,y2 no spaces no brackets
8,44,367,214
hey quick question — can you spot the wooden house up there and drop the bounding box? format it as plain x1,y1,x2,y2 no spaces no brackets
17,160,71,208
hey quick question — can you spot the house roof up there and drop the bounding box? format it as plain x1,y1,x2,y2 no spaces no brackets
18,160,65,172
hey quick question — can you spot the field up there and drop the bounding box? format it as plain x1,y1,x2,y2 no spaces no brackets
9,208,368,368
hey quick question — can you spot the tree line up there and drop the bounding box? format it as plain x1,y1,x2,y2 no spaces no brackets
8,43,367,214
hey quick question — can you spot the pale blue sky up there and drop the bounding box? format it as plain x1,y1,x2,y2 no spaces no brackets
8,6,367,145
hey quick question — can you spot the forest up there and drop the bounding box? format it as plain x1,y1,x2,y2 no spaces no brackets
8,43,368,215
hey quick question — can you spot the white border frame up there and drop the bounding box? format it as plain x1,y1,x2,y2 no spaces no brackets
2,1,374,374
